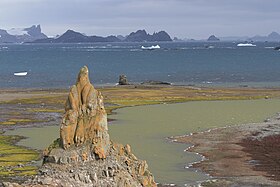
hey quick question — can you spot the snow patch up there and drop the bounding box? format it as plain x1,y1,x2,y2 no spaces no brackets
7,28,29,36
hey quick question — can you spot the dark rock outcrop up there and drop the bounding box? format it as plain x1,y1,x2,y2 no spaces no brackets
125,30,172,42
2,66,157,187
207,35,220,41
119,74,129,85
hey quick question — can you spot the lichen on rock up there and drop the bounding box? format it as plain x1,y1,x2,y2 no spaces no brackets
3,66,157,187
60,66,110,159
60,66,110,158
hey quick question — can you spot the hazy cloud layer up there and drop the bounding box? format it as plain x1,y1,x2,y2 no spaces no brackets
1,0,279,39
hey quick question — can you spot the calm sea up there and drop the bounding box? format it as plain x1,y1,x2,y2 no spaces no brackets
0,42,280,88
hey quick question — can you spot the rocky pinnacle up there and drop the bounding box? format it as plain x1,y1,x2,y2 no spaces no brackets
60,66,110,159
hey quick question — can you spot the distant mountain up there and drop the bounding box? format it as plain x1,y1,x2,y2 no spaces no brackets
116,35,126,41
249,32,280,42
0,25,47,43
0,29,17,43
124,30,172,42
32,29,172,43
55,30,89,43
268,32,280,40
23,25,47,39
207,35,220,41
220,32,280,42
32,30,121,43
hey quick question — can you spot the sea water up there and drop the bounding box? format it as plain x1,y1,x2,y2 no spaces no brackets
5,99,280,186
1,42,280,88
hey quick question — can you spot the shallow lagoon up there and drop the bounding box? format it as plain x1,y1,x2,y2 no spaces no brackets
5,99,280,186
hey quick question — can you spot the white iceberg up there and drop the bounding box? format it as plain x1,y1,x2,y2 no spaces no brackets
237,43,256,47
14,71,28,76
141,45,160,50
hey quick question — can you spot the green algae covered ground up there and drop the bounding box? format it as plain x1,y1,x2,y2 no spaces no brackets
0,131,39,181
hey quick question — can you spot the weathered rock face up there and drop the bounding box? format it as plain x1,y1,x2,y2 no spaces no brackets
32,142,156,187
3,66,157,187
60,66,110,159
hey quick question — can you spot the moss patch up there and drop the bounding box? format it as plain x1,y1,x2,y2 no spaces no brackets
0,121,16,125
0,133,39,177
0,171,14,176
0,118,43,126
44,138,60,155
17,170,37,176
13,166,38,176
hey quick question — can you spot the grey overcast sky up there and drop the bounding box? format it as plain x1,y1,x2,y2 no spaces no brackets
0,0,279,39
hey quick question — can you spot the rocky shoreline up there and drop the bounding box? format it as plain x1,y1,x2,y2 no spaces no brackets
172,114,280,186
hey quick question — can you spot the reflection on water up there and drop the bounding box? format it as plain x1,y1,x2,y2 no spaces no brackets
5,99,280,186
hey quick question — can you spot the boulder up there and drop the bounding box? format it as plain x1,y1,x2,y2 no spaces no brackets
119,74,129,85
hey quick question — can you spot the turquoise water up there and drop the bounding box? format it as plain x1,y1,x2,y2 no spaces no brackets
5,99,280,186
1,42,280,88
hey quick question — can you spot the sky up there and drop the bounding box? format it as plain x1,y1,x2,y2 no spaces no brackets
0,0,280,39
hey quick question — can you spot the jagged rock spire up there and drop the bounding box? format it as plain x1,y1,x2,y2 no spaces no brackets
60,66,110,159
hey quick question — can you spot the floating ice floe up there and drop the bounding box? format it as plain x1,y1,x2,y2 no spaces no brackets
265,47,275,49
237,43,256,47
141,45,160,50
202,81,213,84
14,71,28,76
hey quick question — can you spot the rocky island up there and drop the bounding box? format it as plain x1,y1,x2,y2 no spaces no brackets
3,66,156,187
207,35,220,41
124,30,172,42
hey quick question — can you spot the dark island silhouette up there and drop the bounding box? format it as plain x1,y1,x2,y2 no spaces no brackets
32,29,172,43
